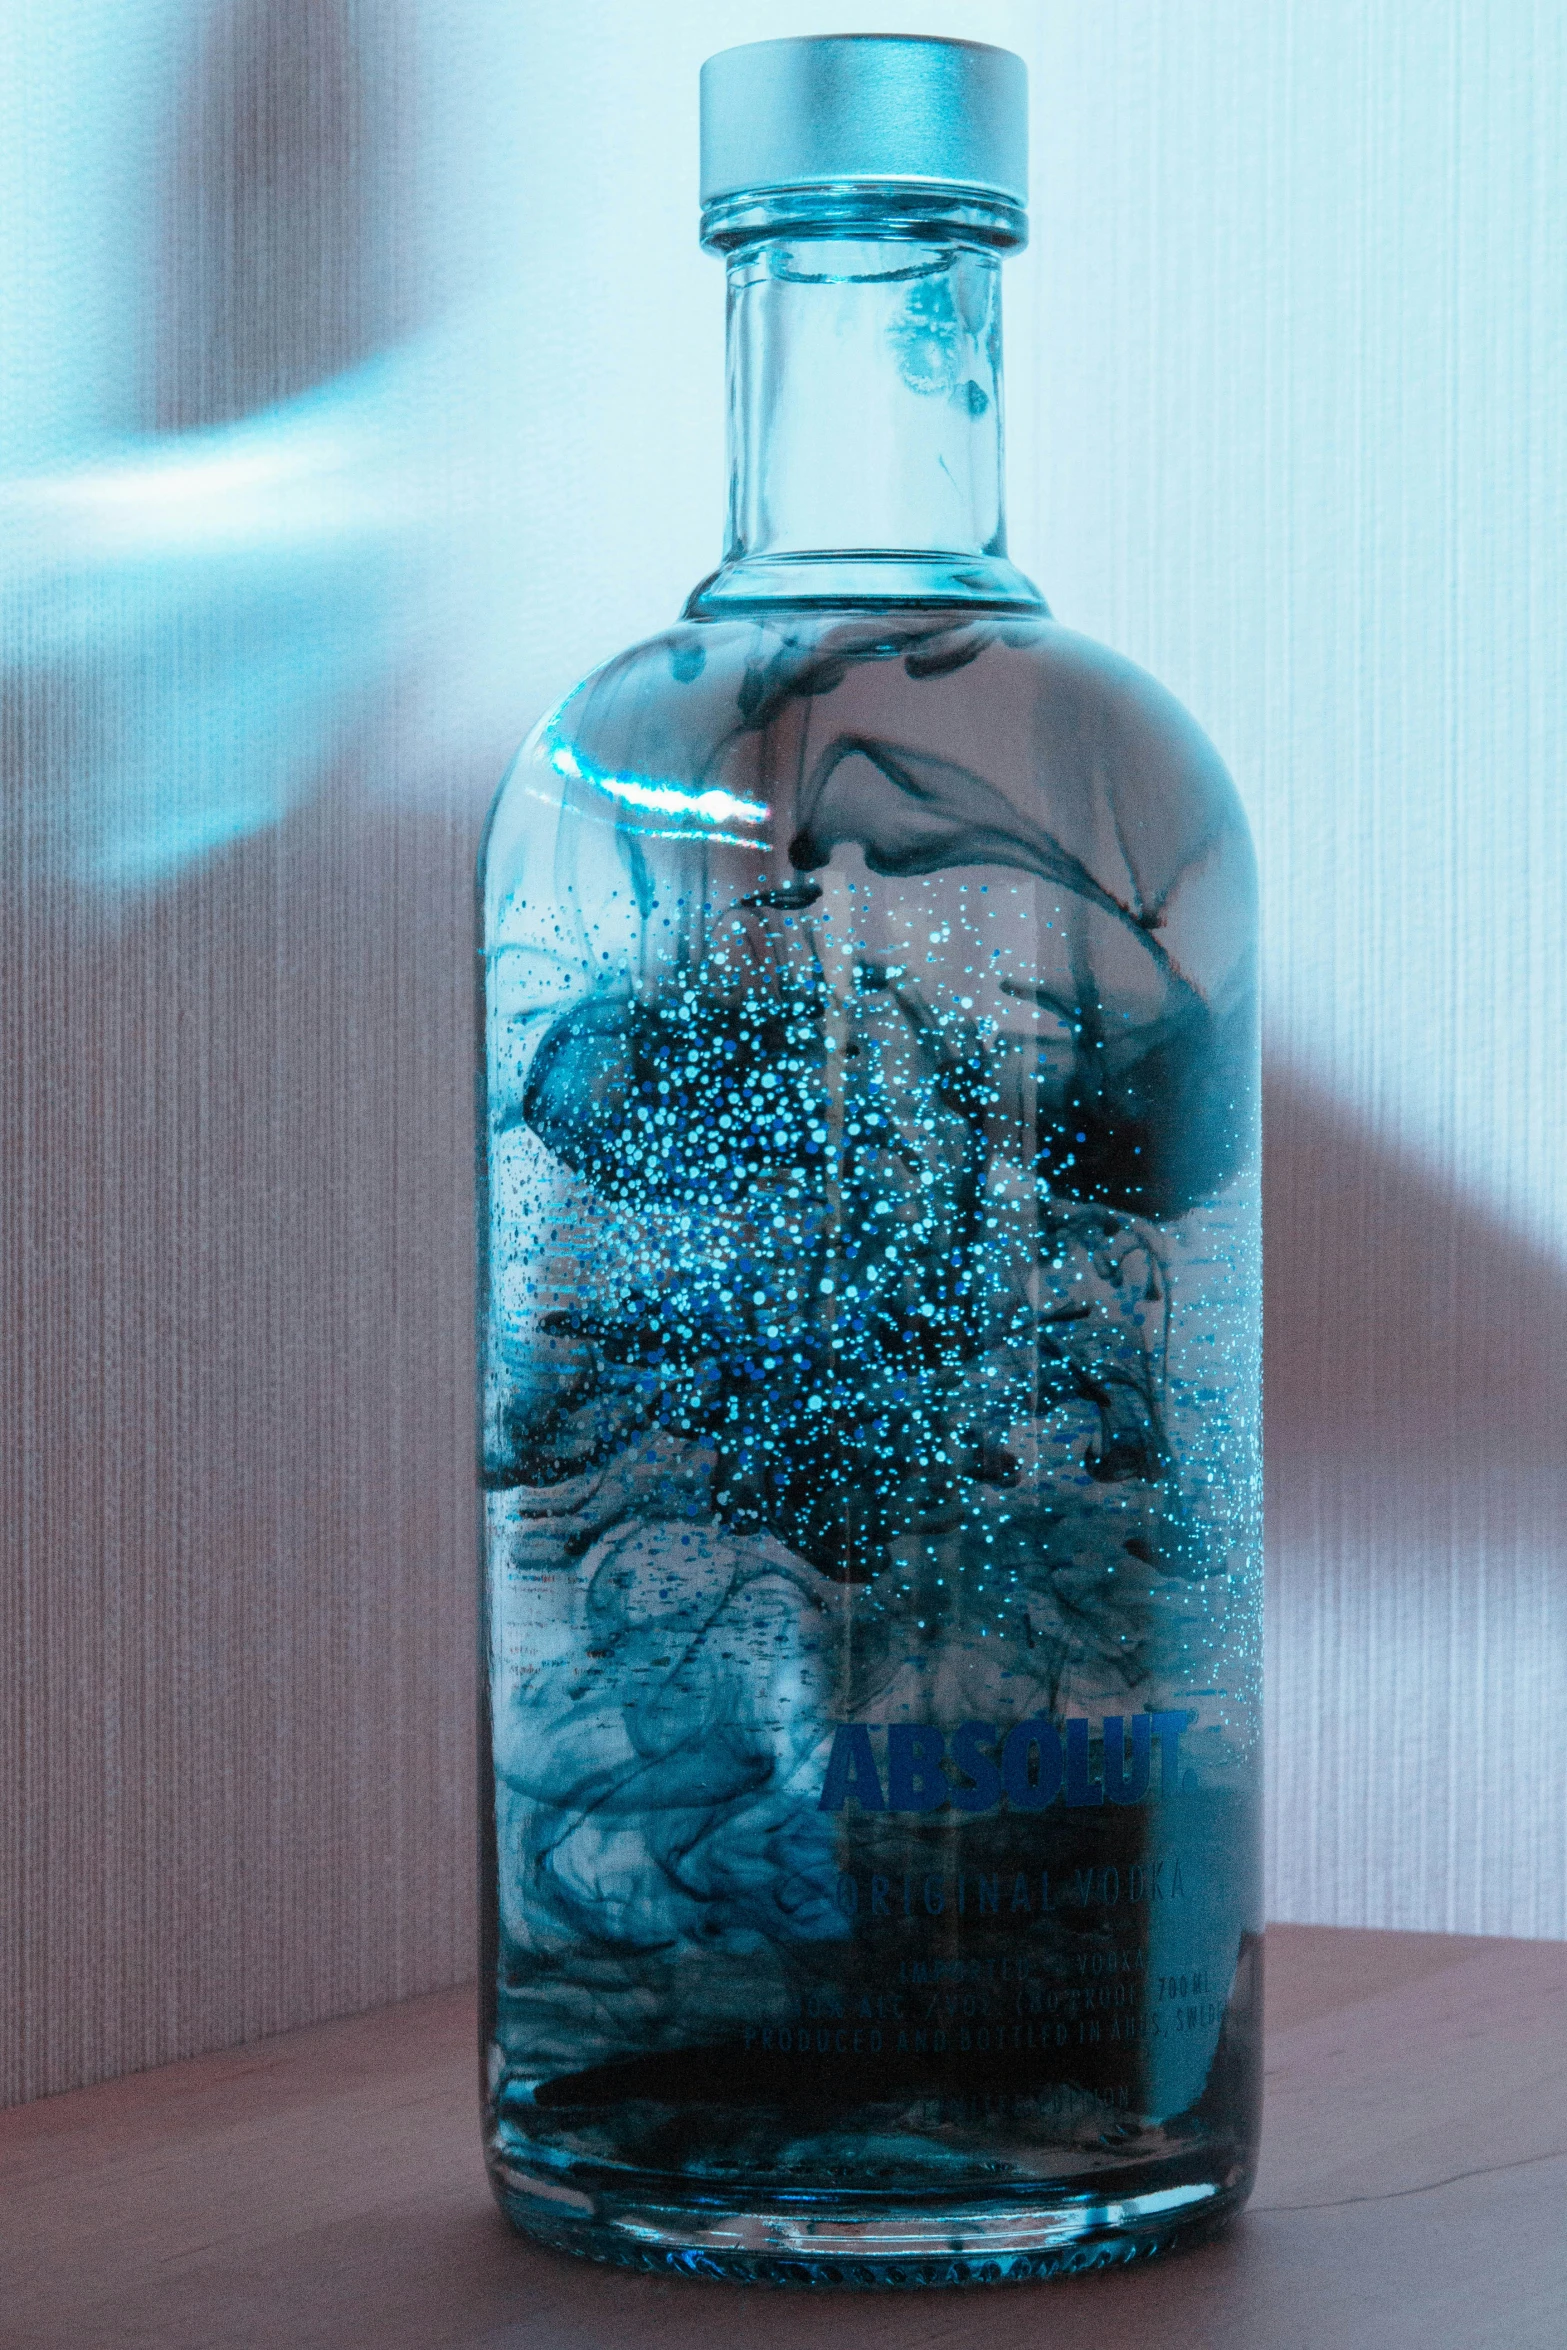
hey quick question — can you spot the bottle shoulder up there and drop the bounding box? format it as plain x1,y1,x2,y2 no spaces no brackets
483,605,1259,1229
483,607,1253,933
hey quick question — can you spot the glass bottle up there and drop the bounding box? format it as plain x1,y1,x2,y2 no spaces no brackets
478,35,1261,2286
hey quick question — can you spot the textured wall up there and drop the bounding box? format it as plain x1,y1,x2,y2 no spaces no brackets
4,0,1564,2110
1030,0,1567,1937
0,0,481,2109
0,797,476,2108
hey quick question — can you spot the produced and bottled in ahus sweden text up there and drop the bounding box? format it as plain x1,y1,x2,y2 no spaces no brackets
478,34,1262,2286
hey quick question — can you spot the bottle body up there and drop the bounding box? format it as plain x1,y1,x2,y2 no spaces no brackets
478,606,1262,2282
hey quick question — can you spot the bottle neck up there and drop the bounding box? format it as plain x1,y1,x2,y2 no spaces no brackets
688,222,1041,614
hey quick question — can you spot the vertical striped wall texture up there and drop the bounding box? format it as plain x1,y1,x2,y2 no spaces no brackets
1,796,478,2108
1030,1,1567,1942
1,0,479,2109
3,0,1564,2107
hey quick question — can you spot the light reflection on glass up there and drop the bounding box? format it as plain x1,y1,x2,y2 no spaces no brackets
542,723,769,830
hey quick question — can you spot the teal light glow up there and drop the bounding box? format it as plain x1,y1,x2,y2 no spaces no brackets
542,724,770,830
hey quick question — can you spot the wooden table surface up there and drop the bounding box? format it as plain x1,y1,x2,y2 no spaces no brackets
3,1926,1563,2350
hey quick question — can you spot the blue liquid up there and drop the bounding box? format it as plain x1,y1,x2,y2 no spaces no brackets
478,611,1261,2282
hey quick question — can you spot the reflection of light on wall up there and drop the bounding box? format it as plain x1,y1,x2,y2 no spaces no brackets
0,0,619,891
0,0,1034,895
4,371,417,559
0,0,444,891
0,356,421,886
7,0,1560,1263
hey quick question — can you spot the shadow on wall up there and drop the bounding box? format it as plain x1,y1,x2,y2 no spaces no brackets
0,0,487,2106
1264,1056,1567,1520
1263,1057,1567,1937
152,0,419,433
6,0,1566,2109
7,951,1563,2108
0,788,481,2108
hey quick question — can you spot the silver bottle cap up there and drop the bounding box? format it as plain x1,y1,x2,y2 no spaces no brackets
699,35,1028,212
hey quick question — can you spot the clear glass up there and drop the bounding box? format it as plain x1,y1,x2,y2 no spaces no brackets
478,208,1262,2288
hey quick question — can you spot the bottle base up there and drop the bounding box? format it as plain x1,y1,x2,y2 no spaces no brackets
490,2162,1249,2288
